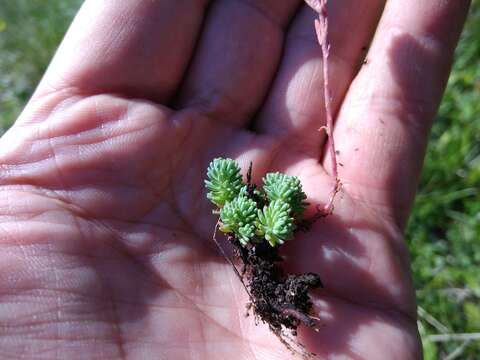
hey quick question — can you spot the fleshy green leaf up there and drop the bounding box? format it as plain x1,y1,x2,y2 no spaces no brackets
220,195,257,245
262,172,307,216
256,200,295,247
205,158,243,207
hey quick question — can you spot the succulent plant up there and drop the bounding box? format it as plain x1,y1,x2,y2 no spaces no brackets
205,158,308,247
262,172,307,215
205,158,244,207
256,200,295,247
219,195,258,245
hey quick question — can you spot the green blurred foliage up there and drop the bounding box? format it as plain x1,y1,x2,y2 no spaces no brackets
0,0,479,358
0,0,82,130
407,1,480,358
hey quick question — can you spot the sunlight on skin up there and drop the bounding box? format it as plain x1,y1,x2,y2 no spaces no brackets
0,0,470,359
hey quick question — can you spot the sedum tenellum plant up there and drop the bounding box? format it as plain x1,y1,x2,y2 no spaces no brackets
205,158,307,247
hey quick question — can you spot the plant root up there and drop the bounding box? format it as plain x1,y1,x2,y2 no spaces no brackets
232,237,323,358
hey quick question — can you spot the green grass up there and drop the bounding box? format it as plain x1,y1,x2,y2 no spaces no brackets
1,1,480,358
0,0,82,130
407,2,480,358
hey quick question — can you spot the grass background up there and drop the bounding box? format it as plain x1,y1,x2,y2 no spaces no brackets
1,1,479,358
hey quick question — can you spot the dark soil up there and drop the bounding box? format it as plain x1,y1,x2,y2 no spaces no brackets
212,163,324,357
229,235,323,336
231,162,324,340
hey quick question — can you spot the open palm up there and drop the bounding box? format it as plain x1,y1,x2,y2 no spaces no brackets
0,1,469,359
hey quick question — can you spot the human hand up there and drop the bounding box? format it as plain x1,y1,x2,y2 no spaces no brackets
0,1,470,359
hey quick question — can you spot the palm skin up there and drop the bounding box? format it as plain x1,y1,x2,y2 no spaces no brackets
0,1,470,359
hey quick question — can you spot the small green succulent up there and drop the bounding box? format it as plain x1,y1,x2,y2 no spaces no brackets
220,195,258,245
205,158,244,207
256,200,295,247
206,158,306,247
262,172,307,215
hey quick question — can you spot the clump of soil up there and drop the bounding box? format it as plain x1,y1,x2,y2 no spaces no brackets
217,229,323,358
231,235,323,334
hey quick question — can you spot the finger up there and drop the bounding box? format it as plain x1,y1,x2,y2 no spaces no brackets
255,1,385,157
33,0,210,103
331,0,470,227
175,0,301,127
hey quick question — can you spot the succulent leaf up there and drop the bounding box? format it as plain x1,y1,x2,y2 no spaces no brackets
262,172,307,216
205,158,243,207
256,200,295,247
220,195,257,245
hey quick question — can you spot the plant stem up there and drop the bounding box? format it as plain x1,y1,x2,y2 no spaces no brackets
307,0,341,214
427,333,480,342
212,219,252,299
